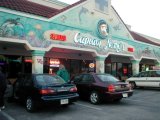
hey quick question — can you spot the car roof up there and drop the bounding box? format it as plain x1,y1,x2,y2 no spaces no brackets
140,70,160,73
80,72,112,76
18,73,56,76
148,70,160,71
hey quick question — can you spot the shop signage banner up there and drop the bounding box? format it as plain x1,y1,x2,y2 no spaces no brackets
74,32,124,53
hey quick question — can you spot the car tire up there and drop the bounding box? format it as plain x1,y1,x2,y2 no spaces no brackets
129,82,136,89
90,91,101,104
26,97,35,112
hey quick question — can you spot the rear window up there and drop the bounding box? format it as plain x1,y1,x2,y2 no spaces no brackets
97,74,119,83
35,75,65,86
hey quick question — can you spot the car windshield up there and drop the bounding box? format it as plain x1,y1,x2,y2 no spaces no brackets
97,74,119,83
36,75,65,86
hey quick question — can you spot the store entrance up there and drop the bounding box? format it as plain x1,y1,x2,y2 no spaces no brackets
45,47,96,78
105,55,132,81
43,57,95,78
0,55,32,80
140,59,157,72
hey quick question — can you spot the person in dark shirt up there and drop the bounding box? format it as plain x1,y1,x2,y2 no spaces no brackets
0,66,7,110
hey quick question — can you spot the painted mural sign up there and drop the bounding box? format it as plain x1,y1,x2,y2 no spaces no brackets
74,32,101,48
95,0,109,13
0,17,51,48
0,14,160,61
74,32,125,53
97,20,110,39
0,18,25,38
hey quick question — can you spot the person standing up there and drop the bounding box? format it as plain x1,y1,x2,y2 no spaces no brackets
57,64,70,83
0,66,7,111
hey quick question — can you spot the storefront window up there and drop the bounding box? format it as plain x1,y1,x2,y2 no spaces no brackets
105,62,132,81
105,63,111,74
43,57,49,73
43,58,95,78
111,63,116,76
128,64,132,77
81,60,95,73
140,64,153,72
117,63,122,73
24,62,32,73
123,63,128,76
24,56,32,74
70,60,80,78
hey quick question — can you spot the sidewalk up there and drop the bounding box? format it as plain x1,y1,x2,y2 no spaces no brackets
0,111,15,120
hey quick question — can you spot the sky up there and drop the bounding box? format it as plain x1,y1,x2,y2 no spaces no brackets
58,0,160,39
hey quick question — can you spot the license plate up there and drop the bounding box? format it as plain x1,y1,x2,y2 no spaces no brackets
58,88,68,92
122,93,128,98
60,99,69,105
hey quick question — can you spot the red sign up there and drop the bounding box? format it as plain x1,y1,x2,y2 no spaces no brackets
123,68,128,74
25,59,32,63
50,59,60,65
50,33,66,41
128,47,134,52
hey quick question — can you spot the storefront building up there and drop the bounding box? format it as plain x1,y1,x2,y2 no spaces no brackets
0,0,160,80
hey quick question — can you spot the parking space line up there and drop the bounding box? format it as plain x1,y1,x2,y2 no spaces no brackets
126,99,160,106
1,111,15,120
75,103,102,111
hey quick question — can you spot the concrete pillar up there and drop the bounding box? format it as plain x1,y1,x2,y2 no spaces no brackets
95,56,106,73
131,60,140,75
31,50,45,74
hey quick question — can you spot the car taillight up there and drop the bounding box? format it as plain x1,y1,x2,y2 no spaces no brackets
39,89,55,95
108,84,115,92
69,86,77,92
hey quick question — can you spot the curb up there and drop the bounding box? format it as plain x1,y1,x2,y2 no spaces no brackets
0,111,15,120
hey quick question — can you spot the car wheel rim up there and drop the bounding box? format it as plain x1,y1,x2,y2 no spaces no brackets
26,98,32,110
90,93,98,103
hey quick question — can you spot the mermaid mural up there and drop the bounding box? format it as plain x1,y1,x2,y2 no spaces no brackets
0,18,51,48
0,18,25,38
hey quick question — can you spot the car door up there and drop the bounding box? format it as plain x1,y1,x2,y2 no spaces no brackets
72,75,83,95
135,71,148,87
76,74,95,97
147,71,160,87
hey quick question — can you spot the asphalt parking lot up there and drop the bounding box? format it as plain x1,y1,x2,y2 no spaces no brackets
1,88,160,120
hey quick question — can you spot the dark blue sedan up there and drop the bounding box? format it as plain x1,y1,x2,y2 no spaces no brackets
13,74,79,112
